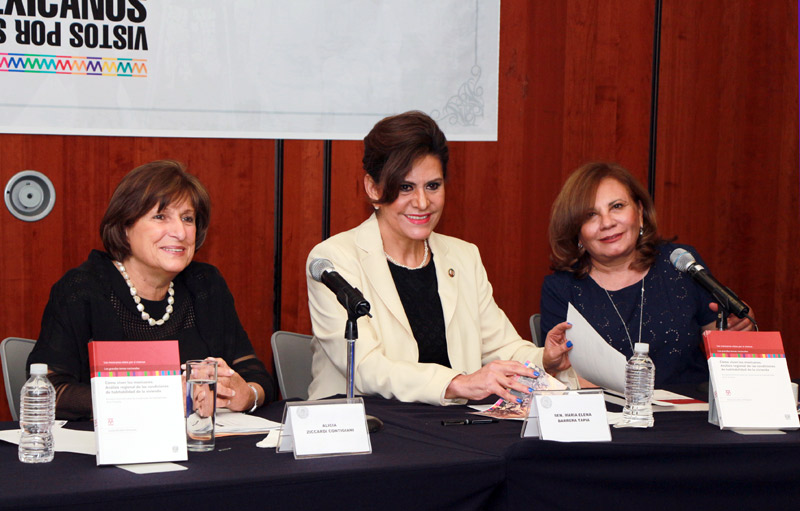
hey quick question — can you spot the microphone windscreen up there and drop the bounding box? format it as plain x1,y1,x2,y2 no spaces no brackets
309,258,334,282
669,248,696,272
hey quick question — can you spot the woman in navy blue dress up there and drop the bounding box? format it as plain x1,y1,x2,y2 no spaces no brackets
541,162,754,386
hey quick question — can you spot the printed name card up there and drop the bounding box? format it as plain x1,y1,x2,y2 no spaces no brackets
523,390,611,442
277,398,371,459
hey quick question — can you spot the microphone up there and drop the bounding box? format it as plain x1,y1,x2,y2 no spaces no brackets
309,258,372,318
669,248,750,318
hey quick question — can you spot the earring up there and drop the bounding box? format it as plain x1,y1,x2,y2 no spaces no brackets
639,226,644,236
577,241,583,250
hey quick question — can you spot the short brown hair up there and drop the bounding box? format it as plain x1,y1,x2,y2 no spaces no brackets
549,162,660,277
363,110,449,204
100,160,211,261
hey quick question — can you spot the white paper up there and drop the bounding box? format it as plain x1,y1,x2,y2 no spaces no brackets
116,462,188,474
652,389,709,412
730,429,786,436
215,409,281,435
604,389,709,412
605,411,623,425
256,429,281,448
566,303,627,392
0,425,96,455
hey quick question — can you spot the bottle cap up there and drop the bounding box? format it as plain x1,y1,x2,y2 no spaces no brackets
30,363,48,375
633,343,649,354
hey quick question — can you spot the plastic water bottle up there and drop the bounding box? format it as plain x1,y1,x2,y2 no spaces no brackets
18,363,55,463
620,343,655,428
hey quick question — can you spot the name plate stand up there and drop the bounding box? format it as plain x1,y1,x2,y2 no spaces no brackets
522,389,611,442
277,398,372,459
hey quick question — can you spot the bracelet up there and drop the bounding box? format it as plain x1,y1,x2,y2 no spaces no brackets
248,384,259,413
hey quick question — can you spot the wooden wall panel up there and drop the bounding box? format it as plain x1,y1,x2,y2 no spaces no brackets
279,140,324,336
655,0,800,374
330,140,372,236
444,0,655,334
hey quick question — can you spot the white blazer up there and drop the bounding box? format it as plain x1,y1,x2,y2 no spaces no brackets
306,214,576,405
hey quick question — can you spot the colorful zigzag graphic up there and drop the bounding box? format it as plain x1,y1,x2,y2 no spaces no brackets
0,53,147,77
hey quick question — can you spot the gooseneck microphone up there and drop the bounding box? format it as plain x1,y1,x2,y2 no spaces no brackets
309,258,380,430
309,258,372,319
669,248,750,319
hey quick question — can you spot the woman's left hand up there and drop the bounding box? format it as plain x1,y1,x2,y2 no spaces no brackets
208,357,253,411
543,322,573,373
707,302,755,331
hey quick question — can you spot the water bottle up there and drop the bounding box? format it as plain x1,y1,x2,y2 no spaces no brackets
619,343,655,428
18,363,56,463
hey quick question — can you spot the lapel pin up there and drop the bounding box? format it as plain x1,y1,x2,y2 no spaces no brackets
448,268,455,278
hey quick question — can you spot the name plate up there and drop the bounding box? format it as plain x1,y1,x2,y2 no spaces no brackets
277,398,371,459
522,390,611,442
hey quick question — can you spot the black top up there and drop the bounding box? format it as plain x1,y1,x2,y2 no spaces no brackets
28,250,276,420
541,242,718,385
387,254,450,368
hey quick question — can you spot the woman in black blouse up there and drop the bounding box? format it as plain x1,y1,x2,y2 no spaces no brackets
306,111,575,405
28,160,275,420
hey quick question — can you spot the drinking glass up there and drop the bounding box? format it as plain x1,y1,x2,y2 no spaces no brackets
185,359,217,452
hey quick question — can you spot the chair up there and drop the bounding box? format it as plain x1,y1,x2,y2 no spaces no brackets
529,314,543,347
270,331,313,400
1,337,37,421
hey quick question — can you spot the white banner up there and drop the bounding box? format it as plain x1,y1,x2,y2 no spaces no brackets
0,0,499,140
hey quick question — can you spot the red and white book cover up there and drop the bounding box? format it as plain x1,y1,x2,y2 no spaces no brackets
90,340,187,465
704,331,799,430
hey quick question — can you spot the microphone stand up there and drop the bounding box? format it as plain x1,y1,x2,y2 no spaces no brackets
344,314,359,400
340,297,383,433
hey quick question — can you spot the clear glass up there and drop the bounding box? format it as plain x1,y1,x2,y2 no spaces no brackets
185,359,217,452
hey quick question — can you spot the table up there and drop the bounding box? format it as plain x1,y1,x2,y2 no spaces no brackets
1,392,799,510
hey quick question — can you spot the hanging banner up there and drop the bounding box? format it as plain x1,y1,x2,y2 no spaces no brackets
0,0,499,140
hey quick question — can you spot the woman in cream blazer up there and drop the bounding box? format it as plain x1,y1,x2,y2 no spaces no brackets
306,111,575,405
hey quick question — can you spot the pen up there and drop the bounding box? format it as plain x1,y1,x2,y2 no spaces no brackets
441,418,499,426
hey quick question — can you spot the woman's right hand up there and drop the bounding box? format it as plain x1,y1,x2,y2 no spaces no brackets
444,360,539,403
543,321,573,373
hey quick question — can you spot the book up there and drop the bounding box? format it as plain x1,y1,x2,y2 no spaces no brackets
704,331,799,430
89,340,188,465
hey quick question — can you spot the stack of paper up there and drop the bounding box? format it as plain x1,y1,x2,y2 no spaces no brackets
215,409,281,436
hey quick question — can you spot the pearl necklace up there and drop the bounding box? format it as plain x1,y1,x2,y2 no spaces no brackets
113,261,174,326
603,279,645,354
385,239,429,270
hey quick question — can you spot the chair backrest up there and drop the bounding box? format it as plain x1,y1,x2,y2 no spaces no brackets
529,314,543,348
1,337,36,421
270,331,313,400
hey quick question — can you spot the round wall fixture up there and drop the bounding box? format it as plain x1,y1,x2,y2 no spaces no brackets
4,170,56,222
